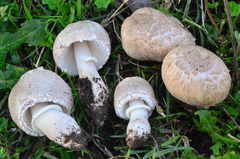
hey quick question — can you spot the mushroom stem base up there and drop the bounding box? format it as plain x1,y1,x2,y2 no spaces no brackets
126,99,151,148
74,41,109,127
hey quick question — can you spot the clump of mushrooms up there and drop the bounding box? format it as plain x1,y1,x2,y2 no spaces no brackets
53,20,111,127
8,67,87,150
121,7,195,62
161,45,231,107
114,76,158,148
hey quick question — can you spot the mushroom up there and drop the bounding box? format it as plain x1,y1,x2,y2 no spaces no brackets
161,45,231,107
121,7,196,62
8,67,87,150
114,76,157,148
53,21,111,127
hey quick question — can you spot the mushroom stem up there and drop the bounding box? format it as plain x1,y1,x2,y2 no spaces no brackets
74,41,100,79
74,41,109,127
31,103,87,150
126,99,151,148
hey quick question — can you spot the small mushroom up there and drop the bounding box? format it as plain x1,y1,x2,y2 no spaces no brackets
8,67,87,150
114,77,157,148
53,21,111,127
121,7,195,61
161,45,231,107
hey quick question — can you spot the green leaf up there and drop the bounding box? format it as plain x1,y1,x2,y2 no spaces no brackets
0,5,8,19
194,110,239,144
142,146,195,159
229,1,240,17
194,110,218,133
0,64,29,90
0,117,8,132
161,131,180,147
0,0,9,5
42,0,56,10
125,147,131,159
210,141,224,156
94,0,111,9
22,0,33,20
0,19,47,70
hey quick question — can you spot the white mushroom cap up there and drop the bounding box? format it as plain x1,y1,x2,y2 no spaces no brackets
121,7,196,62
8,67,73,136
114,76,158,148
53,20,111,76
161,45,231,106
114,76,157,119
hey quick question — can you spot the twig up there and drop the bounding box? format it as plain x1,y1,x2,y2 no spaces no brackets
223,0,239,83
35,22,57,68
0,133,16,152
224,109,240,131
205,0,225,42
23,137,46,159
200,0,218,47
228,134,240,142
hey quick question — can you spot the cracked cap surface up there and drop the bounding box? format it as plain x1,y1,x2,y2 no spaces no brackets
121,7,195,62
161,45,231,106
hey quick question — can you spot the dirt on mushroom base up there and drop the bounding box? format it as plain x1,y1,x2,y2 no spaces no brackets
62,128,87,151
126,129,149,149
78,77,109,127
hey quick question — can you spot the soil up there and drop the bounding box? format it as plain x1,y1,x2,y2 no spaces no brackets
78,77,109,127
62,128,87,151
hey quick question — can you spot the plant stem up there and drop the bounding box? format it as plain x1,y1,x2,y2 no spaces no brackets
224,109,240,131
223,0,239,83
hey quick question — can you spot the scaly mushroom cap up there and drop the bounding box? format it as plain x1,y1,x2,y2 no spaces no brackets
8,67,73,136
161,45,231,106
121,7,195,62
114,76,157,119
53,20,111,76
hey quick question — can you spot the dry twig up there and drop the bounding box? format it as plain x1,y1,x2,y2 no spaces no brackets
223,0,239,83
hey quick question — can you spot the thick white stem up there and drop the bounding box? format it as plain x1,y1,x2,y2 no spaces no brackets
74,41,99,79
127,99,150,133
73,41,108,102
73,41,109,127
31,103,86,150
126,99,151,148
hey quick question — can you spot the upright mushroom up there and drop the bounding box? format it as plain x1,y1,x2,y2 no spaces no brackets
121,7,195,61
53,21,111,127
114,76,158,148
161,45,231,106
8,67,87,150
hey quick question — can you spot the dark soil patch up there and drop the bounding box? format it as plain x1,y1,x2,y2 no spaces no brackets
78,77,109,127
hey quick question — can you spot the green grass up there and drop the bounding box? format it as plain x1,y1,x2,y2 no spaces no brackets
0,0,240,158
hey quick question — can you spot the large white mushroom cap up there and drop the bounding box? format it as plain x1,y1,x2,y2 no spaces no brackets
8,67,73,136
161,45,231,106
121,7,196,62
53,20,111,76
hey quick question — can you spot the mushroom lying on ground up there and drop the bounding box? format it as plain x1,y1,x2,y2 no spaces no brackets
121,7,195,62
114,76,158,148
53,21,111,127
161,45,231,107
8,67,87,150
